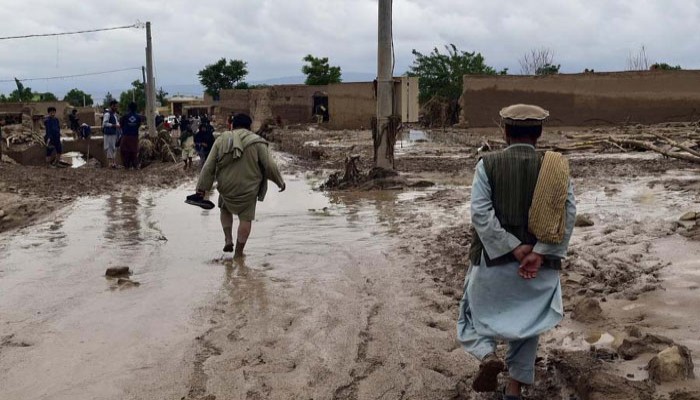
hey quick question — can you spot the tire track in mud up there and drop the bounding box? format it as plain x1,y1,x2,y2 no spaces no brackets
333,303,383,400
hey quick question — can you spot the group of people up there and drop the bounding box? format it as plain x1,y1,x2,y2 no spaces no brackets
187,104,576,400
101,100,143,169
176,114,216,170
44,104,217,170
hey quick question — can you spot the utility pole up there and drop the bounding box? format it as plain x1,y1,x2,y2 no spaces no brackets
375,0,394,170
145,21,157,137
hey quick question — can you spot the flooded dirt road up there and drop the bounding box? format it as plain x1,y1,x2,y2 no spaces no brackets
0,175,469,400
3,124,700,400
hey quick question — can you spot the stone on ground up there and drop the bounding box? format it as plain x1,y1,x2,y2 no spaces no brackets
105,266,131,277
648,345,695,383
572,297,603,322
575,214,595,227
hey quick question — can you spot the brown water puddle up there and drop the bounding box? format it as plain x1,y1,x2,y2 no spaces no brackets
0,175,424,399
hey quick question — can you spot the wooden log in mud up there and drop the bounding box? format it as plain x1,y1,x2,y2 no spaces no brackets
608,137,700,164
651,133,700,158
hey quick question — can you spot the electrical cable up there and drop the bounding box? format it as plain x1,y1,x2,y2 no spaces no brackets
0,23,143,41
0,67,142,83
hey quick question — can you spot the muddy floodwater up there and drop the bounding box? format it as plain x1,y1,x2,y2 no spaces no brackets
0,175,449,399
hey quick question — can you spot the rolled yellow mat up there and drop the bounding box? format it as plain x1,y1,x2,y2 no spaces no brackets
529,151,570,244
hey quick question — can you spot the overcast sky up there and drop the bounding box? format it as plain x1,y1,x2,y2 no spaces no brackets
2,0,699,101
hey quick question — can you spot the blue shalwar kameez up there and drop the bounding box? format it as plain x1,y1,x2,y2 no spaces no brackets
457,146,576,384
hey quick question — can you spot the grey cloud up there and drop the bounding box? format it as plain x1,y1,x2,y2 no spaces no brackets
1,0,699,100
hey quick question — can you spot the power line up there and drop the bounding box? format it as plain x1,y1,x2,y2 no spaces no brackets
0,67,142,83
0,23,144,41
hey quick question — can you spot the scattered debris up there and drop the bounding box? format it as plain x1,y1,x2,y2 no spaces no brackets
572,298,604,322
550,350,654,400
575,214,595,227
618,333,675,360
116,278,141,288
648,345,695,384
680,211,698,221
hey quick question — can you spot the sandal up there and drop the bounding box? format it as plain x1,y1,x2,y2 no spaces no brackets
472,353,505,392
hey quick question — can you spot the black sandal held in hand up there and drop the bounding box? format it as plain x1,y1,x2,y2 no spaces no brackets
185,193,215,210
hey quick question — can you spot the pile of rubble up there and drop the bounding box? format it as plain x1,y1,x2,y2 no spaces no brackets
1,114,42,146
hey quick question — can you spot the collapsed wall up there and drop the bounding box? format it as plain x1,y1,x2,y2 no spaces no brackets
461,71,700,127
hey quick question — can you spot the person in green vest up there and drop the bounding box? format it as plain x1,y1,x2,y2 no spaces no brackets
457,104,577,399
189,113,285,258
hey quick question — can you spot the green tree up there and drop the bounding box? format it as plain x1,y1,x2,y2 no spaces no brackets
63,88,94,107
8,78,33,102
118,80,146,113
198,58,248,99
34,92,58,101
0,94,7,102
156,87,169,106
301,55,342,85
408,44,506,104
536,63,560,75
651,63,682,70
102,92,115,109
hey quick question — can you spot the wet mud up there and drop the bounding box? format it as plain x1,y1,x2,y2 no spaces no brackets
1,124,700,399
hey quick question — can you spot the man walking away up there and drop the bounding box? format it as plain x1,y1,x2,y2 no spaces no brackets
188,114,286,258
44,107,62,166
102,100,120,168
457,104,576,399
119,102,142,170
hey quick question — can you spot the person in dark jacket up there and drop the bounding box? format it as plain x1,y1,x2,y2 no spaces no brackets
119,102,143,170
44,107,62,166
68,109,80,139
194,124,215,169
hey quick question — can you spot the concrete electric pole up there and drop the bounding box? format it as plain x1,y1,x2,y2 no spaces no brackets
375,0,394,170
145,21,157,137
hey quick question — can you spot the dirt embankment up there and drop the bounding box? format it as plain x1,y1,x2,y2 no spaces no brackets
0,162,195,233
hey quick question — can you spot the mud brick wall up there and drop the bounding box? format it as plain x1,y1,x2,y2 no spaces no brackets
461,71,700,127
268,85,322,125
219,89,252,115
219,85,323,130
327,82,376,130
6,137,112,166
0,101,71,119
74,107,97,127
